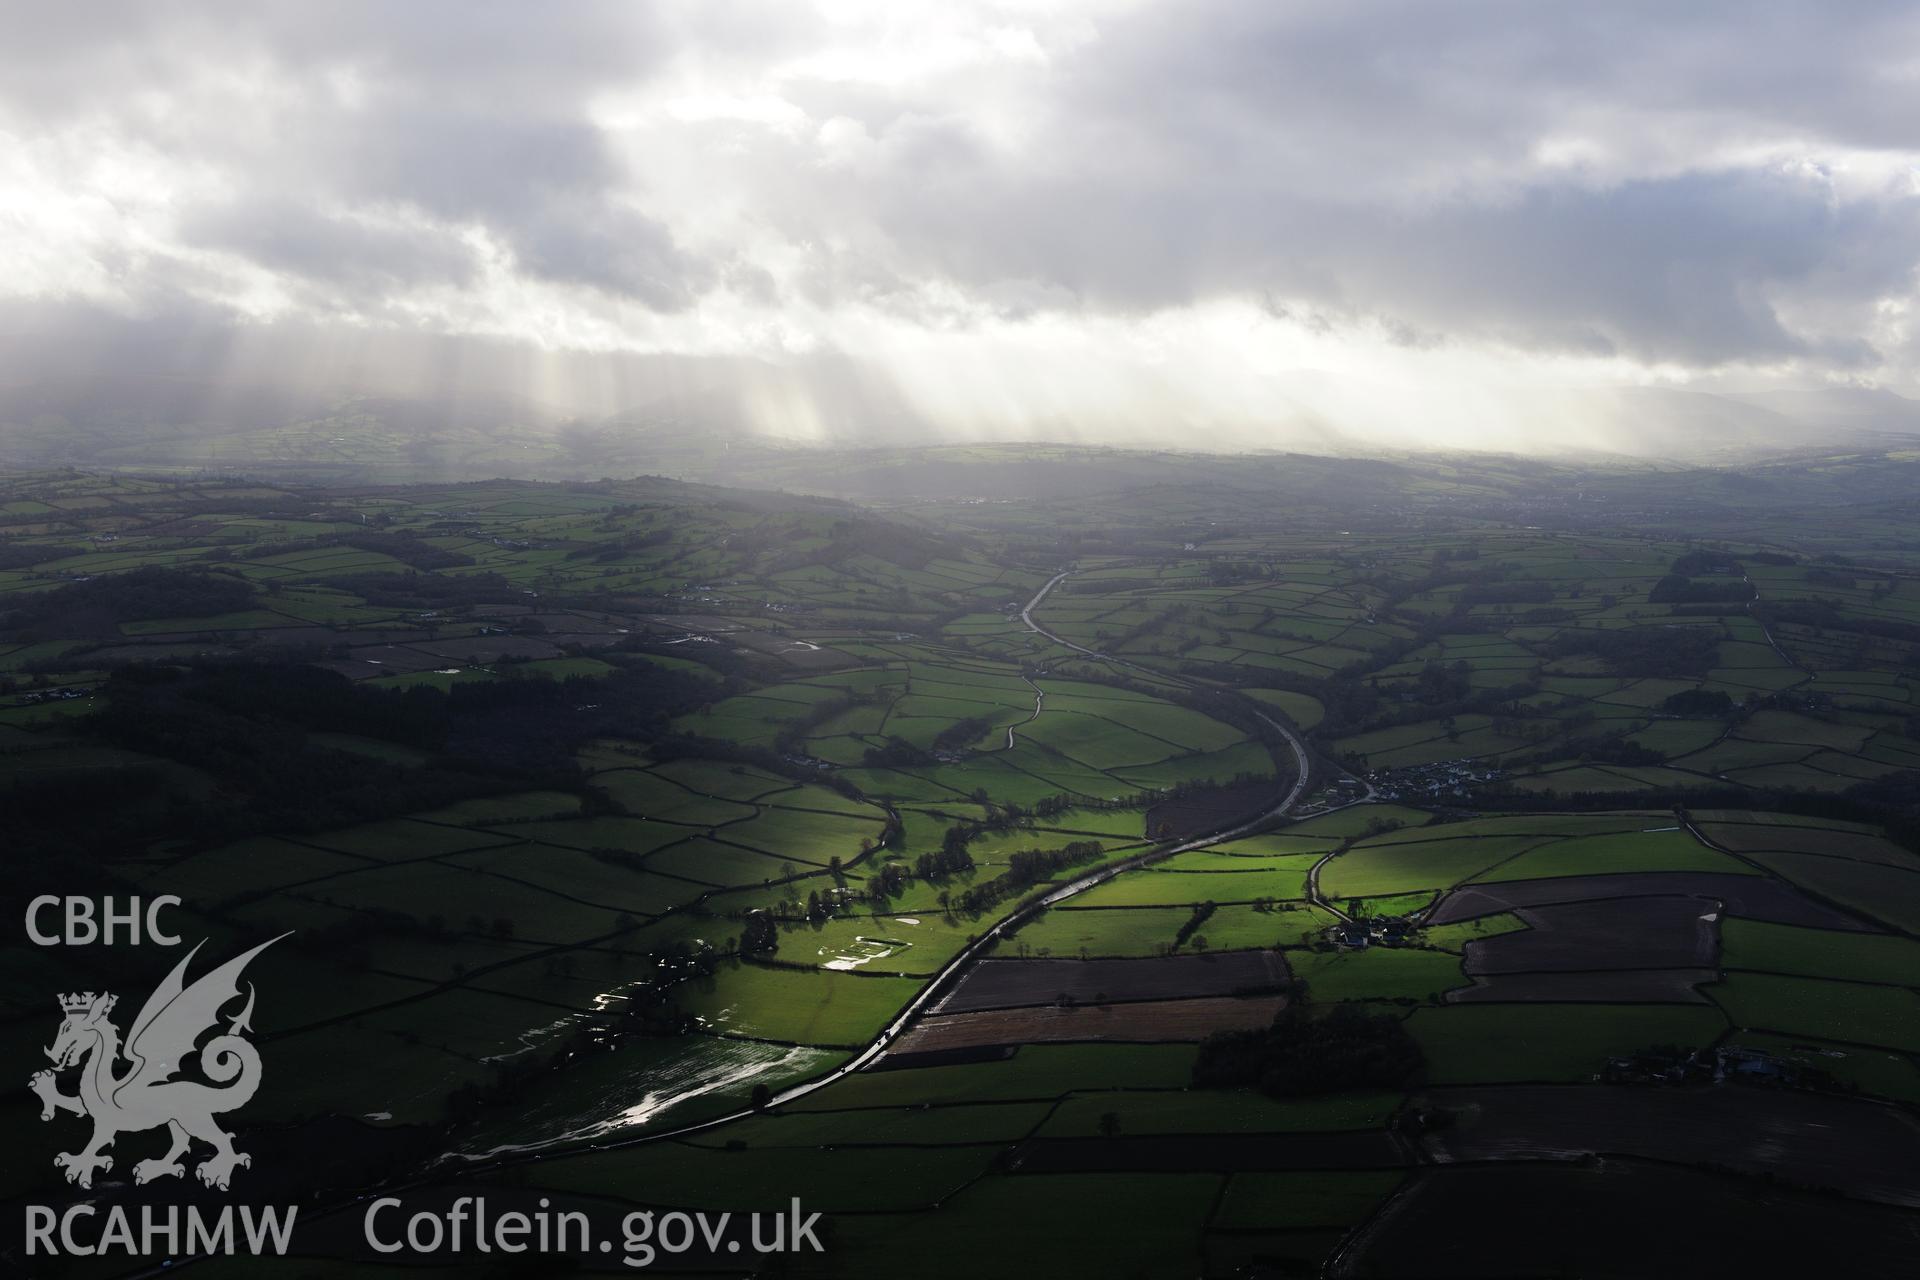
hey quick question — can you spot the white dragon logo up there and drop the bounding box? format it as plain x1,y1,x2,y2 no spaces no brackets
29,935,285,1191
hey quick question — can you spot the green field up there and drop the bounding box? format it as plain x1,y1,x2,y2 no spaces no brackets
9,456,1920,1276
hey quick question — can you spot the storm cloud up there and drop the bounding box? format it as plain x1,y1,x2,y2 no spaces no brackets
5,0,1920,447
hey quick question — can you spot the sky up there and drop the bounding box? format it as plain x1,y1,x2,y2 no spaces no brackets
5,0,1920,452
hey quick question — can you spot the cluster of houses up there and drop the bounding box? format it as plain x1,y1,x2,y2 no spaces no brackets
1367,758,1503,801
15,686,91,705
1602,1045,1839,1090
1328,915,1415,949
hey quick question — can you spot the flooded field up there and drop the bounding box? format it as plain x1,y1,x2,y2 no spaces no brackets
445,1038,841,1163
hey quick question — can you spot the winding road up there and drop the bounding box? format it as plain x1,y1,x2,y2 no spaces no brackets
139,569,1335,1272
462,569,1324,1158
621,568,1319,1131
1020,571,1357,921
1018,568,1313,813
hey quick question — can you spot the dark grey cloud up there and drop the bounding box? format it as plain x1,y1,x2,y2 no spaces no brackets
511,200,712,310
293,102,712,305
319,109,617,224
177,198,479,295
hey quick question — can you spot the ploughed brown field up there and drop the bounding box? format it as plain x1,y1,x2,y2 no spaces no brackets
1445,967,1718,1003
931,951,1293,1014
1462,897,1719,972
892,993,1287,1053
1447,894,1724,1002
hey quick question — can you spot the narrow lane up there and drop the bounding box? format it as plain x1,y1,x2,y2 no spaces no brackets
1007,672,1046,749
1743,572,1809,676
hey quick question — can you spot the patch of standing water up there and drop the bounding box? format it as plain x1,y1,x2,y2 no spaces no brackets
819,936,910,970
443,1040,834,1164
480,1014,581,1064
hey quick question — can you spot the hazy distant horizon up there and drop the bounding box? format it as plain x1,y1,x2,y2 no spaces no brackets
5,304,1920,465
